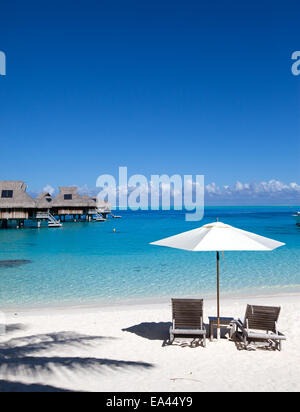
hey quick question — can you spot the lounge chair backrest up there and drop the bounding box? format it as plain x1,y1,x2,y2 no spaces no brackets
244,305,281,332
172,298,203,329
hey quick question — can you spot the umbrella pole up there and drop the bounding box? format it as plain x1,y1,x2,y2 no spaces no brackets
217,251,220,340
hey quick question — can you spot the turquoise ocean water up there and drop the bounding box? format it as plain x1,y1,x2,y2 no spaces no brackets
0,207,299,309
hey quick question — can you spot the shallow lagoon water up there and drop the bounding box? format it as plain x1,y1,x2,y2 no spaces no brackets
0,206,299,309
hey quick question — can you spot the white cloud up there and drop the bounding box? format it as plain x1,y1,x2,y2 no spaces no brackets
289,182,300,191
235,181,245,191
62,178,300,206
205,179,300,202
206,182,220,194
43,185,55,196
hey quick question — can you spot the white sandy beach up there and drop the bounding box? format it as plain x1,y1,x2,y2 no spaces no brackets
0,293,299,392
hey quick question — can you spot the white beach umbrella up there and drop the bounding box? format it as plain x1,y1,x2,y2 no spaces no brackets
150,221,285,339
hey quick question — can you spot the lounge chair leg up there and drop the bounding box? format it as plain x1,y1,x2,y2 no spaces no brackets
278,340,282,351
203,335,206,348
169,328,174,344
229,323,235,340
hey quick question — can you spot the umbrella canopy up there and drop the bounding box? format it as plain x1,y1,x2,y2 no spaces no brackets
150,221,285,339
150,222,285,251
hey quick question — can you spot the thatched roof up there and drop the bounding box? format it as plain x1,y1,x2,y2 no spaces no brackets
35,192,53,209
52,187,97,208
0,182,111,212
0,181,36,209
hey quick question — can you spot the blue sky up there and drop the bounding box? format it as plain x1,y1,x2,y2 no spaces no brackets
0,0,299,204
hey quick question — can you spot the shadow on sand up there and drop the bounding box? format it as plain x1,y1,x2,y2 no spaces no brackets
4,324,28,335
122,322,172,343
232,331,280,352
0,331,154,392
0,379,74,392
123,322,233,348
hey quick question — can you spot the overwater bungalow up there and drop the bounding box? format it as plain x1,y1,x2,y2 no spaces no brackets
0,181,36,228
0,181,113,228
35,192,53,210
34,192,62,227
51,187,98,222
94,198,112,219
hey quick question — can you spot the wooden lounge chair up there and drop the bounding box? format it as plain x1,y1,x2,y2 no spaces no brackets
170,298,206,347
235,304,286,351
